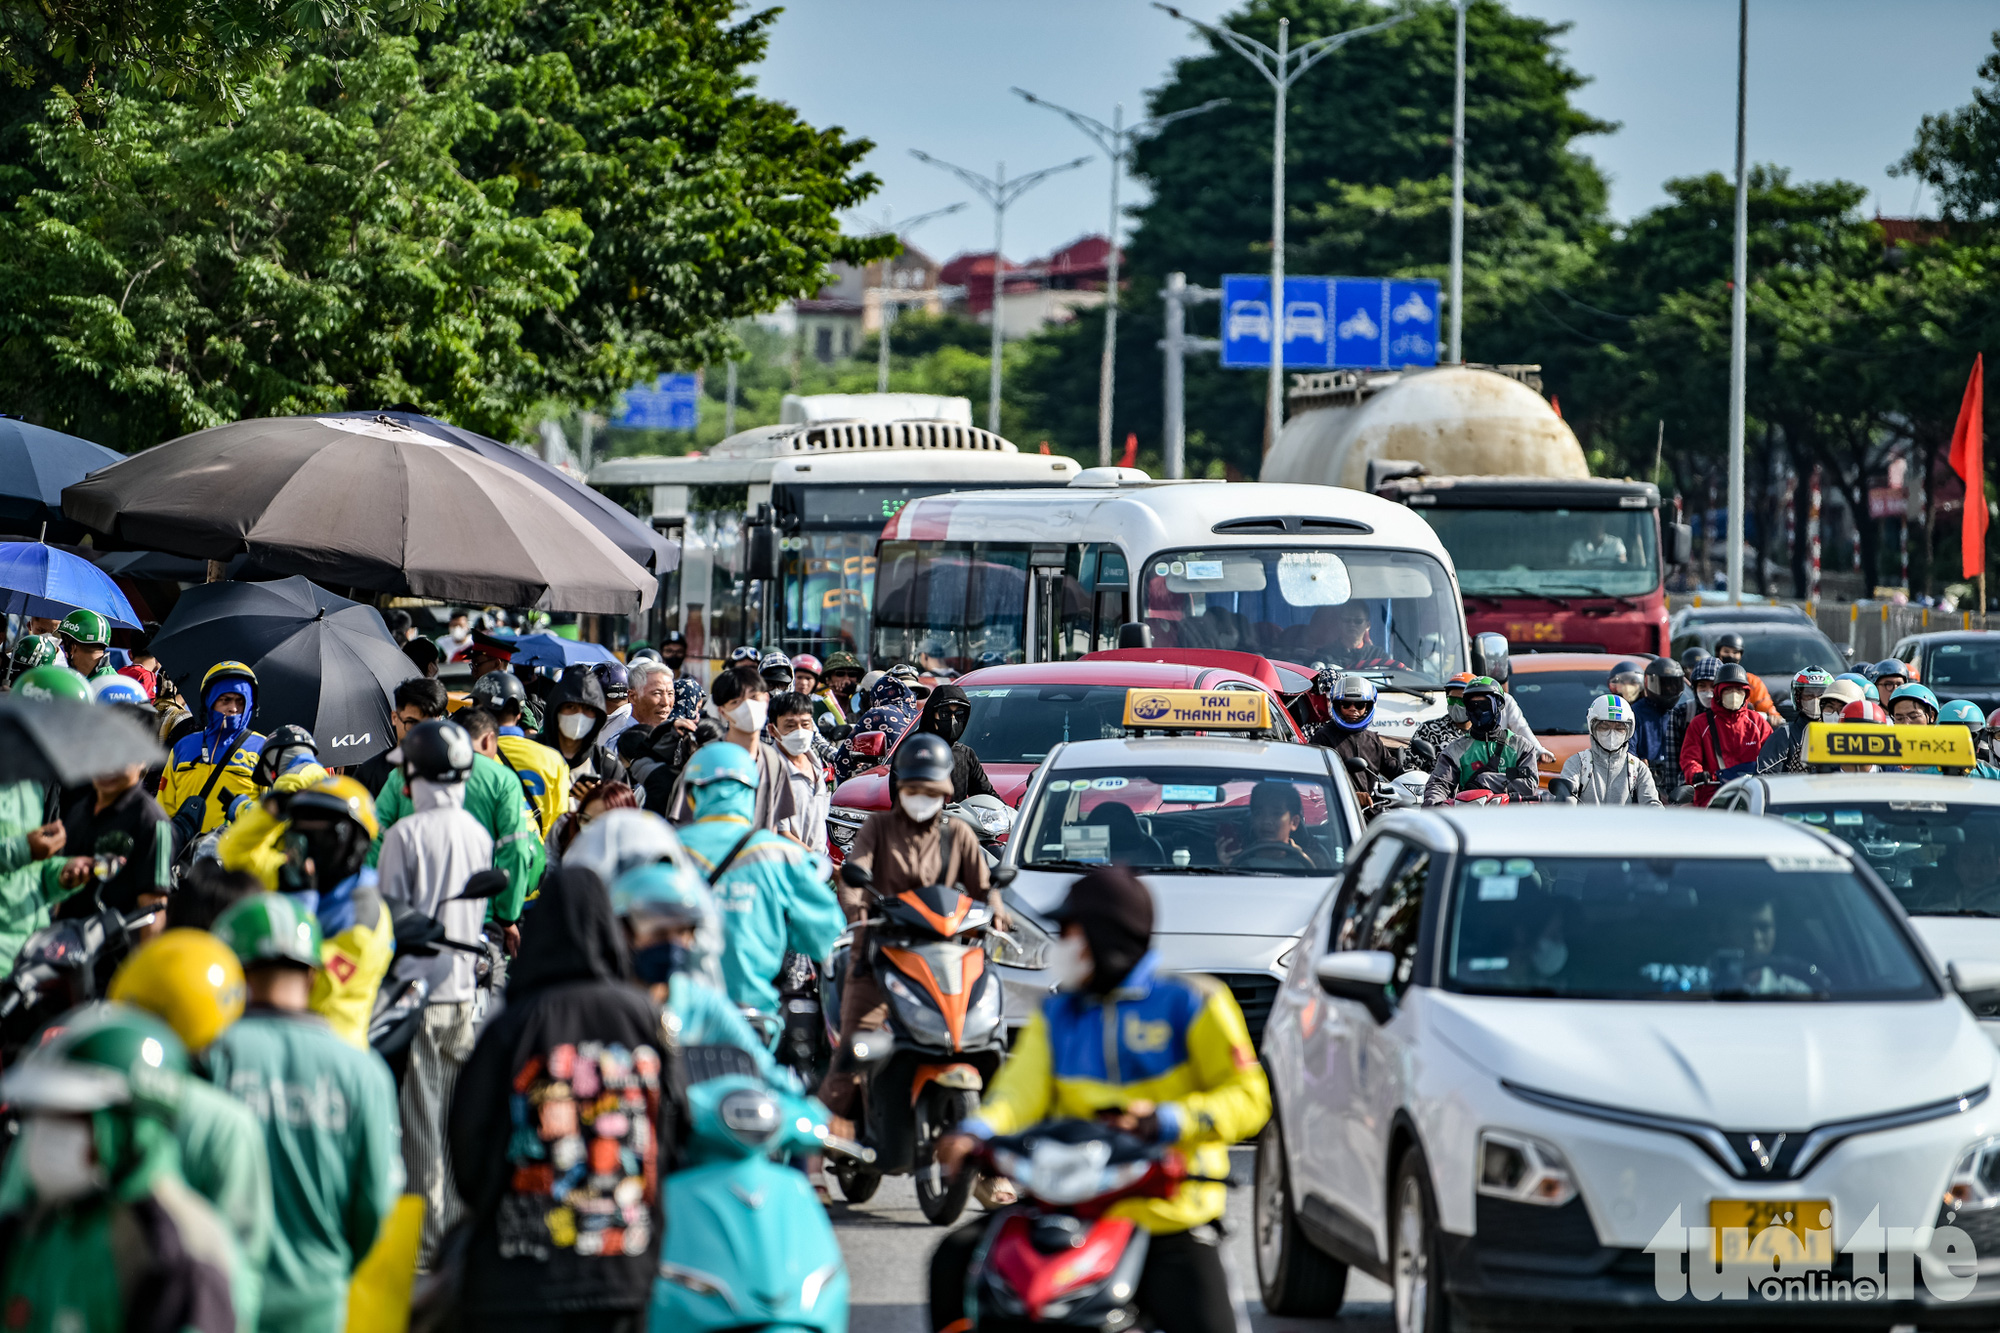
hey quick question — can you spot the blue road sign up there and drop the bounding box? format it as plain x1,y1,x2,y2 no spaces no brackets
1222,275,1441,371
618,372,702,430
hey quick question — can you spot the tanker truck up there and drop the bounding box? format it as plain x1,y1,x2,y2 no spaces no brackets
1261,364,1692,657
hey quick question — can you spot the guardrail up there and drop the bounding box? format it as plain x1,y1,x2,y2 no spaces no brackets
1669,594,1992,663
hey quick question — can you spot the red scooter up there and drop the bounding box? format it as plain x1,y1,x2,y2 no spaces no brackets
962,1120,1190,1331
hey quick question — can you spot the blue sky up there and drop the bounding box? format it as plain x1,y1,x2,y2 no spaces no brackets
755,0,1999,264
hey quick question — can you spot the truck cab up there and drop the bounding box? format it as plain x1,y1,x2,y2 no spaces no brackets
1374,474,1691,657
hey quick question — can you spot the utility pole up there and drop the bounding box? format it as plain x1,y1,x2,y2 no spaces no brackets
912,150,1089,434
1013,89,1227,465
1448,0,1467,364
724,361,738,438
860,202,967,394
1160,272,1221,480
1156,3,1412,453
1726,0,1750,605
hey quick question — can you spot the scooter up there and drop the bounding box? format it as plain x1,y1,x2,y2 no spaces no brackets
0,858,156,1063
961,1119,1192,1331
650,1049,863,1333
822,862,1007,1225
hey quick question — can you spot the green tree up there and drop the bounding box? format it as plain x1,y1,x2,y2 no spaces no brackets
1894,31,2000,224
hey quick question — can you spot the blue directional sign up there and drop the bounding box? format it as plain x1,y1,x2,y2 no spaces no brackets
618,372,701,430
1221,275,1441,371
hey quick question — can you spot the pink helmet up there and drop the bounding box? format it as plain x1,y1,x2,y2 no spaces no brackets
790,653,823,676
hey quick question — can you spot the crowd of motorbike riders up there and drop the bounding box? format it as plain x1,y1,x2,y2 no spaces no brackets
0,606,1985,1333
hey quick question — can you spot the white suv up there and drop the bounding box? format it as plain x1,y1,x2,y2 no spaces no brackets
1255,806,2000,1331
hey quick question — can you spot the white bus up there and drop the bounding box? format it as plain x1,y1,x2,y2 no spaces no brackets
589,401,1078,671
870,471,1471,727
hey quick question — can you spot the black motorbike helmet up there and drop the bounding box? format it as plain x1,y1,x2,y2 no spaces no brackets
1716,662,1751,687
1679,646,1706,673
1462,676,1505,739
400,718,474,783
469,668,527,717
892,731,954,787
253,724,319,787
1643,656,1685,705
1715,632,1745,658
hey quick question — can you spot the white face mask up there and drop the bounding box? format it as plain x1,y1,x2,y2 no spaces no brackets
777,727,815,756
559,712,594,740
1052,933,1094,992
899,792,944,823
23,1115,102,1202
725,699,768,735
1718,688,1748,712
1696,687,1715,708
1591,724,1630,752
1798,697,1820,720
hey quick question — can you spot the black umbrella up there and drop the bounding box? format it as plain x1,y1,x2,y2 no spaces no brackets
62,415,658,615
0,696,164,787
150,577,418,765
0,417,122,539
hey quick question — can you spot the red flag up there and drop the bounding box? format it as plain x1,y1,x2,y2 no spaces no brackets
1951,354,1987,578
1120,433,1139,468
1549,394,1562,419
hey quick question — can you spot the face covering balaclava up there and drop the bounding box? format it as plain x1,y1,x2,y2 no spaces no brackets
1465,694,1501,739
725,698,768,735
1696,686,1716,709
23,1114,103,1202
202,679,254,759
899,791,944,823
778,726,815,756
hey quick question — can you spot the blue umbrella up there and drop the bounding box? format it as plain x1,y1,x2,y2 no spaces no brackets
510,631,618,669
0,418,122,530
0,542,139,628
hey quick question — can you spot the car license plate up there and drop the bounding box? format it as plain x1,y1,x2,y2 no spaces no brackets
1708,1199,1833,1264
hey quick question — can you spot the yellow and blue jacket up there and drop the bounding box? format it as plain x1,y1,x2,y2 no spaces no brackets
159,730,266,835
965,952,1269,1233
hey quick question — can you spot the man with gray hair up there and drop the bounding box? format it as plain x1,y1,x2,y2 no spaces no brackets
627,656,676,733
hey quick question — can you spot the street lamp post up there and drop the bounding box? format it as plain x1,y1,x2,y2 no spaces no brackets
1012,89,1228,466
1727,0,1750,604
1449,0,1466,364
861,203,967,393
1156,3,1412,453
911,150,1090,435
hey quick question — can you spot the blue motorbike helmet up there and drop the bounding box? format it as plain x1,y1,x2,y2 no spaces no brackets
1327,674,1377,732
1887,682,1939,723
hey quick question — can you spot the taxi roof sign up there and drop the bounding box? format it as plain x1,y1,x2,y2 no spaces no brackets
1122,688,1272,731
1804,722,1976,768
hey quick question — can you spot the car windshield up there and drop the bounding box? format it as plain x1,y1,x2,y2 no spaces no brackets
1423,508,1660,599
1019,766,1346,876
1716,628,1843,683
1924,642,2000,690
1506,670,1611,735
1141,546,1464,689
1773,802,2000,917
960,685,1290,763
1444,855,1935,1001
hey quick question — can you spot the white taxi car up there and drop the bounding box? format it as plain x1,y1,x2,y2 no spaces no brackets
997,732,1363,1044
1256,806,2000,1332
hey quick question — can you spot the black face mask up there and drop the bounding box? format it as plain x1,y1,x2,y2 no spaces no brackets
633,940,688,987
1465,696,1501,736
934,706,969,743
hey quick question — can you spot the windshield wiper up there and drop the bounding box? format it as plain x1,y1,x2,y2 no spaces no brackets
1340,668,1440,700
1537,583,1643,610
1023,858,1111,872
1464,585,1570,608
1710,988,1829,1002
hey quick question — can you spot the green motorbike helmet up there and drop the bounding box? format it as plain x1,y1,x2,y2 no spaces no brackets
57,609,112,647
213,893,323,970
11,663,92,703
10,633,62,672
0,1002,188,1115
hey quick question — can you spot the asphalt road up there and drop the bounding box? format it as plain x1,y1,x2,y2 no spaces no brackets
835,1146,1395,1333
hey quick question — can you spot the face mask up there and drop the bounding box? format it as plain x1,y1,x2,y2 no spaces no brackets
1447,701,1467,723
1696,687,1715,708
1531,937,1568,979
1719,688,1748,712
1465,700,1497,732
1591,724,1629,752
1797,696,1821,720
936,709,969,743
448,627,469,643
23,1115,102,1202
778,727,815,756
899,791,944,822
633,940,689,987
1052,934,1093,992
559,712,594,740
725,699,768,734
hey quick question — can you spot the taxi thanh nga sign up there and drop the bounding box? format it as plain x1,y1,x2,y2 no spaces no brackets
1123,689,1272,731
1804,722,1976,768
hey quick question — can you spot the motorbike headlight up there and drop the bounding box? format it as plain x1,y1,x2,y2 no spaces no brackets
1477,1130,1577,1207
660,1262,736,1306
718,1088,780,1147
990,909,1053,969
1946,1137,2000,1214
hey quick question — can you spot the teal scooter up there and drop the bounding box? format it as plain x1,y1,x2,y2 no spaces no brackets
651,1050,868,1333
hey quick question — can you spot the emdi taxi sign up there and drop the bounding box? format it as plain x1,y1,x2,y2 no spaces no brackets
1122,689,1272,730
1804,723,1976,768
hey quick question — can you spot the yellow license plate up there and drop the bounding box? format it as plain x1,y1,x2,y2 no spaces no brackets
1708,1199,1833,1264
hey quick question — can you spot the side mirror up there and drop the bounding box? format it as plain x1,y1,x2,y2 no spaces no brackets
746,503,778,581
991,865,1018,890
849,730,887,758
841,861,874,891
1472,632,1510,685
1117,622,1153,650
1315,950,1396,1023
457,868,509,901
1668,522,1694,567
1950,959,2000,1015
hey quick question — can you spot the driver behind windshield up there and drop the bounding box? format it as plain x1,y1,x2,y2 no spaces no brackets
1909,831,2000,914
1308,602,1406,670
1713,897,1817,995
1221,781,1321,870
1566,513,1628,565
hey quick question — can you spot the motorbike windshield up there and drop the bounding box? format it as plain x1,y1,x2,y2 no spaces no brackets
1439,855,1936,1002
1019,766,1345,875
1140,546,1463,689
1770,802,2000,919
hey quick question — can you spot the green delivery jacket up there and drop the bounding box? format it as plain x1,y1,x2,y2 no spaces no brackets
0,779,73,974
368,754,539,920
206,1009,403,1333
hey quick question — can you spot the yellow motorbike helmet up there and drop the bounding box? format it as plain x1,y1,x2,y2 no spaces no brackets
288,773,381,840
107,928,249,1053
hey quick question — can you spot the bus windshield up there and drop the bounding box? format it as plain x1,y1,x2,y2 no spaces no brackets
1422,508,1661,600
1142,546,1465,688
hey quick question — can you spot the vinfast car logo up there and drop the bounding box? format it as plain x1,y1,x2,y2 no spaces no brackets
1645,1206,1977,1303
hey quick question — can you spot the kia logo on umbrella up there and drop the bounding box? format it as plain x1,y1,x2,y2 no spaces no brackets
331,732,371,749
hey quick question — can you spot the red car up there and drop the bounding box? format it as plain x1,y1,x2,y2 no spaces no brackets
825,653,1305,858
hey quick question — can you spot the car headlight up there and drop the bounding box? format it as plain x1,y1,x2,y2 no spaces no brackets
1477,1130,1577,1207
827,807,865,851
991,909,1053,969
1946,1137,2000,1214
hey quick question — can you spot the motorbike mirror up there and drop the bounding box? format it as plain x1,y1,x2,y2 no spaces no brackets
1341,754,1372,774
1408,734,1438,767
1314,950,1396,1024
456,868,509,901
849,730,887,758
991,865,1017,890
840,861,874,890
1543,776,1577,803
846,1031,895,1066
